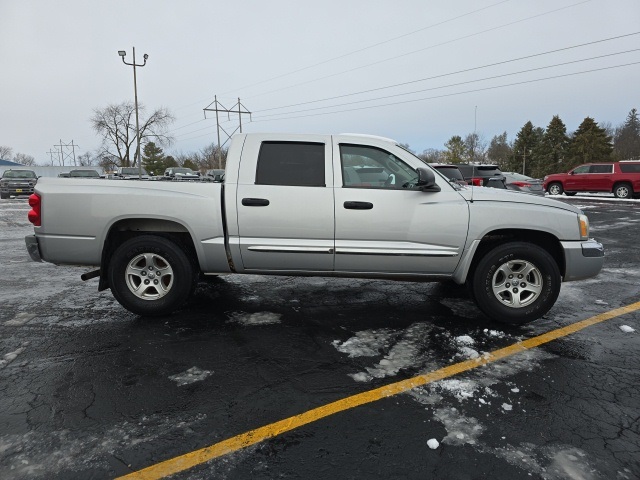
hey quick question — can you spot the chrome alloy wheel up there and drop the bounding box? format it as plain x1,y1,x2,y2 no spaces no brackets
125,253,174,300
491,259,543,308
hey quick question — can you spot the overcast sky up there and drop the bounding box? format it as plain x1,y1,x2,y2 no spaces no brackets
1,0,639,165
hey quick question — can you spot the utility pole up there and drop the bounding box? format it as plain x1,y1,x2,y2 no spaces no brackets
55,140,78,166
204,97,251,168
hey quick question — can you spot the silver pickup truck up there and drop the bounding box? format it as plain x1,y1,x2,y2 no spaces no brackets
24,133,604,324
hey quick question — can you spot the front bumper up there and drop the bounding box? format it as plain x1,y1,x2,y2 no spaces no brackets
25,235,42,262
561,238,604,282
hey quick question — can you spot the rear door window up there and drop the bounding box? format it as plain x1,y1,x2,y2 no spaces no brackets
256,142,325,186
589,164,613,173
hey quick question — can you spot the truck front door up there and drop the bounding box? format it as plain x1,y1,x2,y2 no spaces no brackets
235,135,335,272
333,142,469,276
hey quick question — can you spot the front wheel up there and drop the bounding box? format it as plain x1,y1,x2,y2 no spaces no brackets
547,182,563,195
471,242,561,324
108,235,195,316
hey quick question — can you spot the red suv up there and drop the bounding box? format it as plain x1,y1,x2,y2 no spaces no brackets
543,161,640,199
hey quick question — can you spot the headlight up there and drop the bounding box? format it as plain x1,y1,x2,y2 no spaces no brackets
578,214,589,240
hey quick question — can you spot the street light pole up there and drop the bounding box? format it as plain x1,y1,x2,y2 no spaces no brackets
118,48,148,179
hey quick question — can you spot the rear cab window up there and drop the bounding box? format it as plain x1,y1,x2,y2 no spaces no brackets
256,142,325,186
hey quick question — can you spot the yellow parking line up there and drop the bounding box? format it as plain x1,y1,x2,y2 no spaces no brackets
117,301,640,480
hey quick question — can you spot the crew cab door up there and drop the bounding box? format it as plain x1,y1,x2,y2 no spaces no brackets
234,134,335,272
333,141,469,275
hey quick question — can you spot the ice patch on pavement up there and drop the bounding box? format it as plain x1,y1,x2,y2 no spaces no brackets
332,328,397,357
0,346,26,369
341,323,433,381
0,413,207,479
493,444,598,480
433,407,483,446
619,325,635,333
5,313,36,326
228,312,281,326
169,366,212,386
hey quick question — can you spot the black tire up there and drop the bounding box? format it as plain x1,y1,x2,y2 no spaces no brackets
613,182,632,199
471,242,561,325
547,182,563,195
565,192,577,196
108,235,195,316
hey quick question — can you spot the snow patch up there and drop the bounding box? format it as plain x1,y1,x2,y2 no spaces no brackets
433,408,483,446
427,438,440,449
169,366,212,386
0,347,26,369
228,312,281,326
332,329,397,357
619,325,635,333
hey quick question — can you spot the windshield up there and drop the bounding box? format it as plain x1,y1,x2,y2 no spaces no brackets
2,170,36,179
70,170,100,177
121,168,148,175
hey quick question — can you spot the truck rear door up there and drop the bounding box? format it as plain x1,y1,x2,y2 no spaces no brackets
234,134,335,272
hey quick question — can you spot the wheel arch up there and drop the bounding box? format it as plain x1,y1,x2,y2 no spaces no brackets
466,229,565,282
98,218,199,291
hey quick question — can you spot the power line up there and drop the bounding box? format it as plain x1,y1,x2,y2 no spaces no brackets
245,0,594,100
255,32,640,114
249,61,640,123
252,49,640,120
170,0,514,113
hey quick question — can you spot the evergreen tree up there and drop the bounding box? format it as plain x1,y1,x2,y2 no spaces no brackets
511,121,543,176
183,159,198,171
443,135,467,164
614,108,640,160
142,142,166,175
487,132,512,170
567,117,613,168
535,115,569,177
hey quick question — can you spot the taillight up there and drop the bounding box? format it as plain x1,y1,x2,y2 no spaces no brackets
471,178,483,186
28,193,41,226
511,181,532,187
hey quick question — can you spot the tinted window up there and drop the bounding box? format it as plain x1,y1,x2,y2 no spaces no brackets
434,166,464,181
589,164,613,173
256,142,325,186
620,163,640,173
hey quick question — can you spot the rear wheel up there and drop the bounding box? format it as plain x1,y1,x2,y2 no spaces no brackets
613,182,632,199
108,235,195,316
547,182,563,195
471,242,561,325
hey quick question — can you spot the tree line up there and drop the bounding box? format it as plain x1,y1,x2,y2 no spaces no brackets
418,108,640,178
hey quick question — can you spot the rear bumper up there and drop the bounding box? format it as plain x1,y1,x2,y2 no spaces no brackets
561,239,604,281
25,235,42,262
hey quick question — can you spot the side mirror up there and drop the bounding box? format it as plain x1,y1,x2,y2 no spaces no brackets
416,167,441,192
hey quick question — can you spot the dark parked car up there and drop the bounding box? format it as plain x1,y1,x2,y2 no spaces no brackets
112,167,151,180
457,164,506,188
164,167,201,181
69,169,101,178
503,172,544,196
206,169,225,182
430,164,468,185
0,169,38,199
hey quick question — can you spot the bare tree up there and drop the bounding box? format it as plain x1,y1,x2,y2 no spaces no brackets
418,148,444,163
0,146,13,160
91,101,175,167
77,152,96,166
14,153,37,166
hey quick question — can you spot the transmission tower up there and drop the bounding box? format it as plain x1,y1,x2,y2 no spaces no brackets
203,97,251,168
54,140,79,166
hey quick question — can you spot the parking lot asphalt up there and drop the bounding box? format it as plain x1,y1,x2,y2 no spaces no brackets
1,194,639,480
